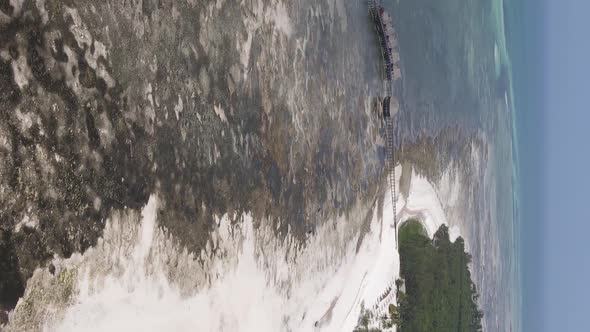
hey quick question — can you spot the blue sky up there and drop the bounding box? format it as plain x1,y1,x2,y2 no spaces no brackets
519,0,590,331
542,0,590,330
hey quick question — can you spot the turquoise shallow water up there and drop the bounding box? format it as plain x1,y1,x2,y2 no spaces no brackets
495,0,523,329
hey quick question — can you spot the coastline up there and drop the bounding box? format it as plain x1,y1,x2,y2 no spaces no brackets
395,165,462,243
5,163,467,332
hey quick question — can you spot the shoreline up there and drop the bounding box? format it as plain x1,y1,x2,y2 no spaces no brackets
394,165,462,243
5,165,466,332
343,163,467,331
5,160,467,332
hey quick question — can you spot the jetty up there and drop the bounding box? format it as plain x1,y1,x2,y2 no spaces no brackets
369,0,401,246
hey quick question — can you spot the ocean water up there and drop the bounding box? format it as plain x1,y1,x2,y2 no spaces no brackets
0,0,522,330
391,0,521,330
504,0,544,331
2,0,392,330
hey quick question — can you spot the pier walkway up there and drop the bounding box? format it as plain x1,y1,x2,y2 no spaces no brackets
369,0,400,245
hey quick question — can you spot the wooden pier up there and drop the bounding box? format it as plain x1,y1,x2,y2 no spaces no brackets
369,0,401,246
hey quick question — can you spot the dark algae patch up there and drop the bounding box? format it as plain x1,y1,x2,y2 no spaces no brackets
0,0,385,313
397,220,483,332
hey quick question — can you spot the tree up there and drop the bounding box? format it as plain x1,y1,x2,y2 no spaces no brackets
397,220,483,332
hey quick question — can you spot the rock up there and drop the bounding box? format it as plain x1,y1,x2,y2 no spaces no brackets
0,310,8,326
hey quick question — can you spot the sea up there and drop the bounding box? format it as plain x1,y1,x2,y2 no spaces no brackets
390,0,522,330
504,0,544,331
1,0,524,331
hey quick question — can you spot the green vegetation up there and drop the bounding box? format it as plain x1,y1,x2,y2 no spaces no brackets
353,305,383,332
353,303,399,332
351,220,483,332
398,220,483,332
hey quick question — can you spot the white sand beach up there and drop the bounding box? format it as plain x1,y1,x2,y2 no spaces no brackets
6,165,462,332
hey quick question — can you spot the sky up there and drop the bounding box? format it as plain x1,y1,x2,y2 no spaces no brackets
520,0,590,331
